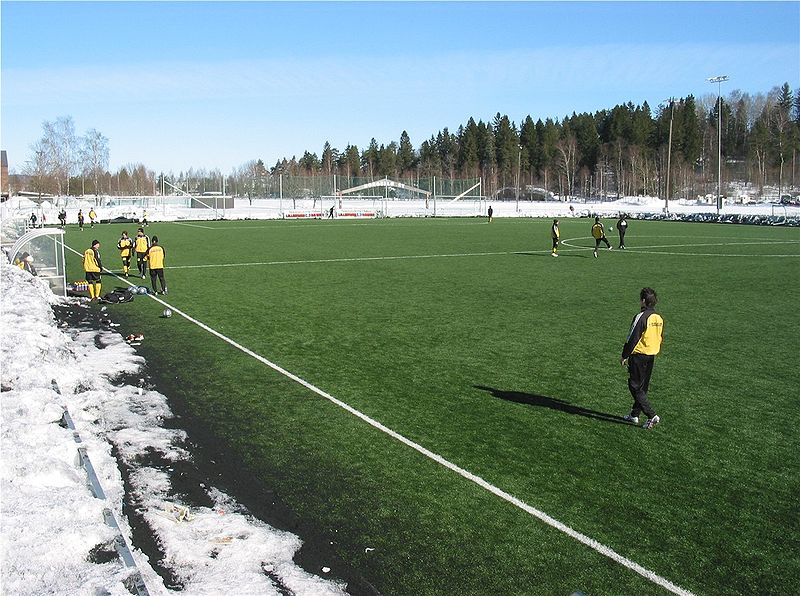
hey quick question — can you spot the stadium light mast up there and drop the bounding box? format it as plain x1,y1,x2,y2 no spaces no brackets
707,75,729,214
516,144,522,213
664,98,675,214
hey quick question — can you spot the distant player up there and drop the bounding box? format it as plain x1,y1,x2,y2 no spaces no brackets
145,235,167,295
551,219,559,257
591,216,611,258
78,210,85,231
141,210,149,226
621,287,664,429
134,227,150,278
488,205,494,223
117,231,133,277
83,239,103,301
617,213,628,249
88,208,97,228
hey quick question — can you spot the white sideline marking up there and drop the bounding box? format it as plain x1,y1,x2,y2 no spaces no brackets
62,241,695,592
172,221,215,229
169,237,799,270
164,221,492,231
561,237,800,257
167,250,545,270
115,295,692,595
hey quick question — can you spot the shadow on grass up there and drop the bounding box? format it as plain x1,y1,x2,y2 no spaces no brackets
474,385,629,424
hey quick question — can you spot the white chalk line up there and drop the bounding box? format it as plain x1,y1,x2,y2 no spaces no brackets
165,220,491,230
166,249,550,270
561,237,800,257
167,237,799,270
62,240,693,594
141,298,694,595
171,221,216,229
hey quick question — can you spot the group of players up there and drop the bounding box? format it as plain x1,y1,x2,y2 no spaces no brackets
81,224,167,301
69,208,149,231
80,209,660,430
549,213,629,258
545,213,663,429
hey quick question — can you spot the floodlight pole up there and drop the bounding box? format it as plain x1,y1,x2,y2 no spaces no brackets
708,75,729,214
516,145,522,213
36,150,43,206
664,98,675,214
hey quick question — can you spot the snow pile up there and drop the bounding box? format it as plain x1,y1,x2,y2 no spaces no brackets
5,192,800,228
0,264,348,595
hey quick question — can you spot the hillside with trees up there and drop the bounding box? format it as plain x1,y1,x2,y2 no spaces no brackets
13,83,800,202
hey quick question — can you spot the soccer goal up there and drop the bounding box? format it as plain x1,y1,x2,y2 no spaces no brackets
163,180,227,219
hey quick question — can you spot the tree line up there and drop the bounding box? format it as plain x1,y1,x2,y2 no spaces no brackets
15,82,800,201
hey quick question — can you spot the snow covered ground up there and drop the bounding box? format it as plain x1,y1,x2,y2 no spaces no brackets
4,193,799,227
0,264,350,595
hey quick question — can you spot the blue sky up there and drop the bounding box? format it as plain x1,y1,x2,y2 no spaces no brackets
2,1,798,174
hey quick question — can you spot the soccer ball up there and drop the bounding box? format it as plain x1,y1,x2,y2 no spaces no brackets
162,308,172,318
609,226,614,230
137,286,149,295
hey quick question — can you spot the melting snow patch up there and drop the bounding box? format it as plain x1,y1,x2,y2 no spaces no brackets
1,264,349,595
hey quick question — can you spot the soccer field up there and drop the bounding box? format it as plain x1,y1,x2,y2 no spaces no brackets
64,218,800,595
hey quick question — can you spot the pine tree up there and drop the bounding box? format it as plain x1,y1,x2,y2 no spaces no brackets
457,119,480,178
398,131,416,177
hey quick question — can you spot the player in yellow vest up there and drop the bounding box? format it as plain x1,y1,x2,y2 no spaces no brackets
133,228,150,278
591,216,611,258
83,239,103,300
117,231,133,277
145,235,167,295
621,287,665,429
88,208,97,228
551,219,560,257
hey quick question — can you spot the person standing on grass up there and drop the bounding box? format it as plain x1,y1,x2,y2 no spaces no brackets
591,216,612,258
88,208,97,228
78,210,85,231
117,230,133,277
83,239,103,301
134,227,150,278
145,235,167,295
487,205,493,223
617,213,628,249
551,218,560,257
621,287,664,429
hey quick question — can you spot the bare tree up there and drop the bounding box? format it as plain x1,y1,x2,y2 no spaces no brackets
40,116,78,195
21,142,53,196
81,129,109,199
555,134,577,198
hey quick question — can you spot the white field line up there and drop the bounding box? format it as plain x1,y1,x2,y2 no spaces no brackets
62,242,694,594
167,237,799,270
131,294,695,596
166,220,492,230
171,221,216,229
166,250,548,270
561,237,800,256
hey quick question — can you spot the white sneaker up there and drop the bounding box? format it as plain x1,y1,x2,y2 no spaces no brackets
623,414,639,424
593,251,598,258
643,415,660,429
551,253,558,257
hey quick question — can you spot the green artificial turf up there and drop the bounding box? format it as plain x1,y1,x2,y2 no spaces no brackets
63,217,800,595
